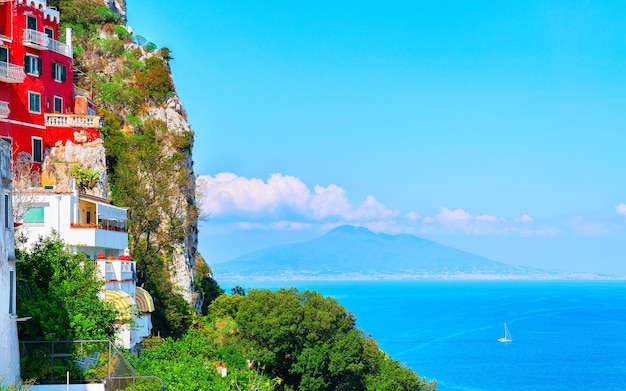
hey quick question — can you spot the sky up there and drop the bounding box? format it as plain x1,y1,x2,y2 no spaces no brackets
127,1,626,274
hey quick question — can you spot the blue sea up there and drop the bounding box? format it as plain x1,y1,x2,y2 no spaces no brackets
218,280,626,391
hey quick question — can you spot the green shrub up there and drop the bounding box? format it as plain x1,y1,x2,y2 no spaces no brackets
101,36,125,56
114,25,130,38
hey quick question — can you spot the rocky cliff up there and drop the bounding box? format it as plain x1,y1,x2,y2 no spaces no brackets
38,0,202,317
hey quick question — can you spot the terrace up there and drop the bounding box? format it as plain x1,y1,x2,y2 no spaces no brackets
47,36,71,57
45,113,103,128
23,28,49,50
0,61,26,83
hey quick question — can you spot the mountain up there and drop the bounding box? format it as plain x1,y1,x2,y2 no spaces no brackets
214,225,562,280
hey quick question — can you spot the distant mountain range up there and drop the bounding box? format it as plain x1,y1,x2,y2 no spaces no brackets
213,225,609,281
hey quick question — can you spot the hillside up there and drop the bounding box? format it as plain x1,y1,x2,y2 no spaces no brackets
36,0,211,337
214,225,559,280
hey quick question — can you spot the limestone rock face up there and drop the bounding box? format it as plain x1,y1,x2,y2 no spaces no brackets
104,0,127,21
42,138,108,197
148,96,200,311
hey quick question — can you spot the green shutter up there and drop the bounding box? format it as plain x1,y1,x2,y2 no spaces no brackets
61,64,66,82
37,57,42,76
24,55,30,73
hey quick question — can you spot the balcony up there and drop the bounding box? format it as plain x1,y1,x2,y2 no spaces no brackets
0,61,26,83
23,28,50,50
0,101,9,118
68,224,128,249
47,37,72,57
45,113,103,128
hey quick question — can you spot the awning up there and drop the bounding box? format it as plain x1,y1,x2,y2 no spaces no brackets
135,287,155,313
79,196,127,221
97,203,127,221
104,290,136,322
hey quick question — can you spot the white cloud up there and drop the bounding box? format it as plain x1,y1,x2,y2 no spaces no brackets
310,184,351,219
422,206,505,234
515,214,535,223
197,173,398,227
420,207,558,237
197,173,594,238
616,203,626,217
569,216,609,236
406,211,420,222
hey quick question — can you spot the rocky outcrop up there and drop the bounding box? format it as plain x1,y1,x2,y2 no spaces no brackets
148,96,200,311
42,138,108,197
104,0,126,21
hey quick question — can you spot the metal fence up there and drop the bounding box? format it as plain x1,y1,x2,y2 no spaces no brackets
104,376,164,391
20,340,114,384
20,340,165,390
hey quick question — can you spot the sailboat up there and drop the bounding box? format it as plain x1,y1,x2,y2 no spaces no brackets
498,322,512,343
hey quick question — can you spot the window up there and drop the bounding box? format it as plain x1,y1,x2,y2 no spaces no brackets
54,96,62,113
4,193,9,228
52,61,66,82
24,54,42,76
23,206,44,223
28,91,41,113
9,270,15,316
26,15,37,30
44,27,54,39
32,137,42,163
0,46,7,63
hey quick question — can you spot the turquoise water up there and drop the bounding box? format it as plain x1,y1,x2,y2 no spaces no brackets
219,280,626,391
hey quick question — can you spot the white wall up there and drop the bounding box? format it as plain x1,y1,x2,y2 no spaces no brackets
0,139,20,387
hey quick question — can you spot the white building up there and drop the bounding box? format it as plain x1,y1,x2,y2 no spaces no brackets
0,139,20,387
17,183,154,351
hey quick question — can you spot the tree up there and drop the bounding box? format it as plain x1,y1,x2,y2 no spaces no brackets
108,119,196,338
231,288,369,390
231,286,246,296
16,234,118,341
208,288,437,391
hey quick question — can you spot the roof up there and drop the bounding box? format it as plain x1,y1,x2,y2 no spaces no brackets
104,290,136,322
135,287,155,313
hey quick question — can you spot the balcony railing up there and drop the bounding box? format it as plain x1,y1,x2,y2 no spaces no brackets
0,61,26,83
47,37,72,57
71,222,127,233
23,28,49,50
0,101,9,118
45,113,103,128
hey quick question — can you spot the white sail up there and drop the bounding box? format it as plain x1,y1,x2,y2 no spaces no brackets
498,322,512,343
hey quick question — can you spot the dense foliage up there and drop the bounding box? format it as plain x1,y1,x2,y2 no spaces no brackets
16,235,118,341
130,289,436,391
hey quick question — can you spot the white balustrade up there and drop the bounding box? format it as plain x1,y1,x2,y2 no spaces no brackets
45,114,103,129
0,61,26,83
0,101,9,118
47,38,72,57
23,29,50,48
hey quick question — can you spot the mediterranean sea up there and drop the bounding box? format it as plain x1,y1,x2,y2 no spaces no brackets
217,279,626,391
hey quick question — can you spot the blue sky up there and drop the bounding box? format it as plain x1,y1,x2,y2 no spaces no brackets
127,1,626,274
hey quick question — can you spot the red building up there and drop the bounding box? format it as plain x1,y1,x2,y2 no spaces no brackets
0,0,101,176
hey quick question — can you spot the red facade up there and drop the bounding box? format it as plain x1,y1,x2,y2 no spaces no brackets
0,0,101,175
